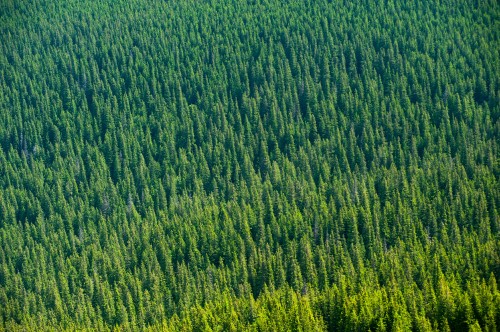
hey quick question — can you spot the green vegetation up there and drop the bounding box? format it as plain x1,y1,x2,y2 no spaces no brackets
0,0,499,330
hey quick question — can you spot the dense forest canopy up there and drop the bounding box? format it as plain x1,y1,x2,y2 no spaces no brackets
0,0,499,330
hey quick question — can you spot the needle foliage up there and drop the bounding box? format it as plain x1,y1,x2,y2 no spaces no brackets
0,0,499,330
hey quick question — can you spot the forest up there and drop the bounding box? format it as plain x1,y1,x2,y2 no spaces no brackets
0,0,499,330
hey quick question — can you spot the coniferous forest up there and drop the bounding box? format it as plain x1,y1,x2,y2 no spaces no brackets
0,0,499,330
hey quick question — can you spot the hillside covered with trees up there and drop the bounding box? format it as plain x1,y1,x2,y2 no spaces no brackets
0,0,499,330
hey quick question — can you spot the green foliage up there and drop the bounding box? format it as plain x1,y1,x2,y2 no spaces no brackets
0,0,499,330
